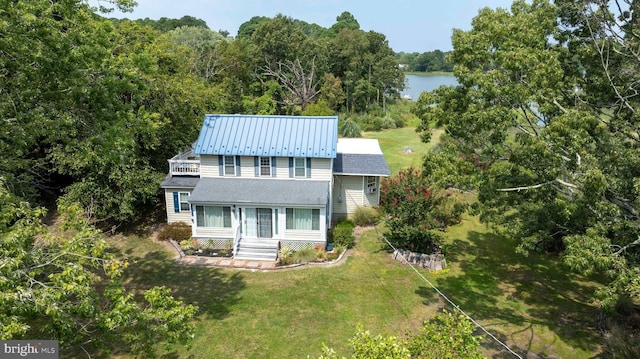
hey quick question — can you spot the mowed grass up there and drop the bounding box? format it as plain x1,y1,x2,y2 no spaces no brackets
438,214,604,358
112,214,604,358
363,126,442,175
113,230,440,358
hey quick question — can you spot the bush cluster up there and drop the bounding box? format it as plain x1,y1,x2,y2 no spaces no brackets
351,206,380,226
157,222,192,242
332,220,356,248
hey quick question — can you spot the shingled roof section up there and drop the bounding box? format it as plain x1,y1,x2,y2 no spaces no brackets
193,114,338,158
333,138,390,176
188,178,329,206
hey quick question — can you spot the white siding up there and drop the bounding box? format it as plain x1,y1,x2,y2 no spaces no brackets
276,157,290,178
283,230,324,240
200,155,219,177
202,155,333,180
164,189,192,224
193,227,234,238
332,175,365,217
239,156,255,178
311,158,332,181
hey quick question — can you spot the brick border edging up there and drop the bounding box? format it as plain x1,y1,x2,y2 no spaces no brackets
167,240,348,271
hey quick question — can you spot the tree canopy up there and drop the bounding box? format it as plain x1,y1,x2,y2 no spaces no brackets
396,50,454,72
0,182,197,356
1,0,407,224
414,0,640,308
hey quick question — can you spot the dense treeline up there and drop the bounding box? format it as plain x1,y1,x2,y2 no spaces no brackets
0,2,404,223
109,15,210,32
395,50,453,72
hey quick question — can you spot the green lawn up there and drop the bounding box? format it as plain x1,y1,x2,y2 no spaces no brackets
113,214,603,358
363,126,442,175
114,230,438,358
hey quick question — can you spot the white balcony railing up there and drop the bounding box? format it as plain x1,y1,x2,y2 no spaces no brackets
169,159,200,176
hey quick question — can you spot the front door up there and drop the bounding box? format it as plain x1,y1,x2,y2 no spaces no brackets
244,208,272,238
257,208,272,238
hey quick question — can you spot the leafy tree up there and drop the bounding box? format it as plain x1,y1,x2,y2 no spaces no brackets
395,50,453,72
237,16,269,39
380,168,465,253
320,73,346,111
0,182,197,356
330,11,361,33
163,26,229,81
415,0,640,308
46,19,215,222
302,100,335,116
316,310,484,359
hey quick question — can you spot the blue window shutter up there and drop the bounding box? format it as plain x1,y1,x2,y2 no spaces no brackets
271,157,276,177
289,157,294,178
218,155,223,176
172,192,179,213
236,156,241,176
306,158,312,178
254,156,259,177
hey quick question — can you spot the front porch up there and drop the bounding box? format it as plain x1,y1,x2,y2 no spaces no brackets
188,177,330,261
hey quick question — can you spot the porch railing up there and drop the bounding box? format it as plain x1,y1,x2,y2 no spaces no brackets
168,159,200,176
232,226,241,257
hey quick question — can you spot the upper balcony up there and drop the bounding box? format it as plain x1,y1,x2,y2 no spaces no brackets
168,148,200,176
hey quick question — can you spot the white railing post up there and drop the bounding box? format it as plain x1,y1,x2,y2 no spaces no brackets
168,159,200,176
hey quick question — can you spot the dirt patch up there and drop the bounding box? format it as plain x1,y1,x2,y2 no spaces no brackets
353,225,377,238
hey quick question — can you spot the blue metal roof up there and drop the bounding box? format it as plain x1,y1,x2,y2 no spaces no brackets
193,114,338,158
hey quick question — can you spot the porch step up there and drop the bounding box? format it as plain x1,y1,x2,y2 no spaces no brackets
234,239,279,261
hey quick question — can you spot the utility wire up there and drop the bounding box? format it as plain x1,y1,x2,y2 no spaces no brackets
374,227,523,359
337,178,521,357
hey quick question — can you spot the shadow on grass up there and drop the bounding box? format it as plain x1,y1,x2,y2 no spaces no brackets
87,241,246,358
417,230,603,358
121,247,245,321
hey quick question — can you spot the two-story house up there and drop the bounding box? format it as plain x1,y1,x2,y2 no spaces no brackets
161,114,389,261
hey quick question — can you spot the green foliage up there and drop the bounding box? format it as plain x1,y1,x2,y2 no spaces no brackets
302,100,335,116
158,222,192,242
1,2,216,223
0,183,196,356
395,50,454,72
332,220,356,248
416,0,640,308
381,115,397,129
407,310,484,359
340,119,362,137
113,16,210,32
316,311,483,359
279,247,295,265
293,246,317,264
350,206,380,226
380,168,465,253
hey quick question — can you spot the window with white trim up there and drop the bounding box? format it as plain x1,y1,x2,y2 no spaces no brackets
286,208,320,230
366,176,377,193
195,206,232,228
224,155,235,176
260,157,271,176
294,157,306,177
179,192,190,212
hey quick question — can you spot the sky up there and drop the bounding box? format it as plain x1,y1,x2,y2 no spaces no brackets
103,0,516,53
